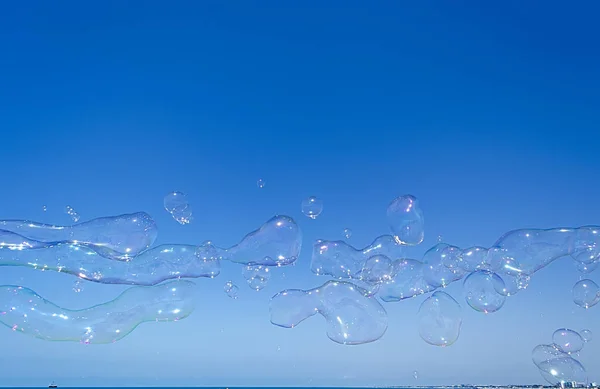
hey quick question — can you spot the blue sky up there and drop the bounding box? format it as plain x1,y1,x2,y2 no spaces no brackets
0,0,599,386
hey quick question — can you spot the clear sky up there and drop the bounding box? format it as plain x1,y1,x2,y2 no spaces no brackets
0,0,599,387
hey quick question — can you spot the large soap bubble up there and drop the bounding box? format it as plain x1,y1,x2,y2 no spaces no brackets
270,280,388,345
463,270,506,313
0,212,157,260
0,215,301,285
0,280,196,344
417,291,462,347
386,194,424,246
553,328,585,354
572,279,600,309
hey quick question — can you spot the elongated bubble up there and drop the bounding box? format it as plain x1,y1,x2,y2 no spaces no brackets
463,270,506,313
0,280,195,344
386,194,424,246
0,212,157,260
0,215,301,285
311,235,403,279
553,328,584,353
417,291,462,347
270,280,388,345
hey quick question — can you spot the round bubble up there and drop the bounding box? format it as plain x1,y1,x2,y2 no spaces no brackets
301,196,323,219
576,260,598,274
538,356,587,386
463,270,506,313
413,370,418,380
572,247,599,265
532,344,568,368
242,265,271,291
343,228,352,239
494,272,529,297
386,194,424,246
224,281,239,299
257,179,265,188
553,328,585,354
418,291,462,347
580,329,592,342
164,191,192,224
460,247,492,272
359,255,395,284
572,279,600,309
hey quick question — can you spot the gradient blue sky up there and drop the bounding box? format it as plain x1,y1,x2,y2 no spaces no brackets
0,0,599,386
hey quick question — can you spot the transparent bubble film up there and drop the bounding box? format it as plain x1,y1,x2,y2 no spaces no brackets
1,189,599,389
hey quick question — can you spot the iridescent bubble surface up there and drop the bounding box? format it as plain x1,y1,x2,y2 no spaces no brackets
553,328,584,354
164,191,193,225
0,212,157,260
270,280,388,345
417,291,462,347
0,280,196,343
301,196,323,219
462,270,506,313
572,279,600,309
386,194,424,246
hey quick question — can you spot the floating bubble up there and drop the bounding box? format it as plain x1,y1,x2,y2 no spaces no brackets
580,329,592,342
572,247,599,265
553,328,585,353
386,194,424,246
538,356,587,386
257,179,265,188
310,235,403,280
270,280,388,345
436,235,443,243
242,265,271,291
343,228,352,239
164,191,193,225
572,279,600,309
378,259,434,302
459,247,493,272
494,272,530,297
42,205,47,212
0,212,157,260
417,291,462,347
72,280,83,293
576,260,598,274
532,344,569,368
0,215,301,285
422,243,465,288
224,281,239,299
359,255,395,284
0,280,196,344
65,205,80,223
463,270,506,313
413,370,419,380
301,196,323,219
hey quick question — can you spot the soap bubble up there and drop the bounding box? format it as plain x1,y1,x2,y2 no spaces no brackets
343,228,352,239
422,243,465,288
459,247,494,272
580,329,592,342
164,191,193,224
532,344,567,368
359,255,395,284
417,291,462,347
463,270,506,313
538,356,587,386
413,370,418,380
576,260,598,274
65,205,80,223
553,328,585,354
72,280,83,293
224,281,239,299
242,265,271,291
494,272,530,297
386,194,424,246
0,280,196,343
378,259,434,302
572,279,600,309
270,280,388,345
301,196,323,219
257,179,265,188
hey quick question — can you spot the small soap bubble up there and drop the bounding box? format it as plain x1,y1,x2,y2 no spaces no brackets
163,191,193,225
343,228,352,239
572,279,600,309
72,280,83,293
553,328,584,354
301,196,323,219
257,179,265,188
436,235,443,243
580,329,592,342
413,370,419,380
463,270,506,313
224,281,239,299
42,205,47,212
65,205,80,223
418,291,462,347
386,194,424,246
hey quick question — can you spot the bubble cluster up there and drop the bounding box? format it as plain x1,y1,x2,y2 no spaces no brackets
65,205,80,222
270,280,388,345
0,212,157,260
572,279,600,309
417,291,462,347
224,281,239,299
301,196,323,219
164,191,193,225
242,265,271,291
0,280,195,343
386,194,424,246
0,215,301,285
